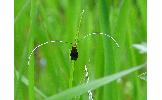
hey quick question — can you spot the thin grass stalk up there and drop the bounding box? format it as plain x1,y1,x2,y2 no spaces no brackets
69,60,75,88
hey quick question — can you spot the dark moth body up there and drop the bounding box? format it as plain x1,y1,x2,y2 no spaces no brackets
70,45,78,61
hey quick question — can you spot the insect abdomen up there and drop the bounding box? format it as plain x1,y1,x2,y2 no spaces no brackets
70,46,78,61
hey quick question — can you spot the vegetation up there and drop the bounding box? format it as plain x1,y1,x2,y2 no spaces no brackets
14,0,147,100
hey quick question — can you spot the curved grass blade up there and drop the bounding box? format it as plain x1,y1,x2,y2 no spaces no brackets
45,63,146,100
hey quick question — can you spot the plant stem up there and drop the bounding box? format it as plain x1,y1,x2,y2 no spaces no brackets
69,60,75,88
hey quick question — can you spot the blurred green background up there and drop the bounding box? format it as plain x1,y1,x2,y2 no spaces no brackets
14,0,147,100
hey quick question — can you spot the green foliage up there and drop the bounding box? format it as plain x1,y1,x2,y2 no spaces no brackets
14,0,147,100
45,63,146,100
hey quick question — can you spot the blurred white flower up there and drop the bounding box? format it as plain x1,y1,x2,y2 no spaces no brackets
133,42,147,54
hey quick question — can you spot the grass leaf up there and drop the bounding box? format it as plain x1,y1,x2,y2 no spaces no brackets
46,63,146,100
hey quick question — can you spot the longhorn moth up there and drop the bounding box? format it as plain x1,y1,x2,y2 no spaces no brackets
27,10,119,65
27,10,120,98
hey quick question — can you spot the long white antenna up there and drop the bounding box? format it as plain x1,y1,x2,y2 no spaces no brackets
83,32,120,47
27,40,70,65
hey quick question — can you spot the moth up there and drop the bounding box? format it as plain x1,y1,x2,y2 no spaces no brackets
27,10,120,100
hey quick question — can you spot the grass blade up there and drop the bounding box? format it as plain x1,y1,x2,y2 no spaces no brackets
15,70,47,98
46,63,146,100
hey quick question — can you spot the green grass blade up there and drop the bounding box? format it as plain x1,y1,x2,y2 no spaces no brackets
15,70,47,98
28,38,35,100
45,63,146,100
69,61,75,88
98,0,117,99
28,0,37,99
14,0,30,23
